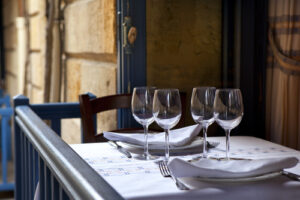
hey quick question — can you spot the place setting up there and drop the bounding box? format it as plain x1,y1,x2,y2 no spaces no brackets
103,86,300,191
104,124,205,156
103,87,220,160
165,88,299,190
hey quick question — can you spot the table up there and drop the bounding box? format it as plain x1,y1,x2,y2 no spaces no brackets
71,136,300,200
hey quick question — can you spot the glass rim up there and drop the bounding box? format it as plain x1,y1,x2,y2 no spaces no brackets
154,88,180,92
193,86,216,90
133,86,156,90
216,88,241,92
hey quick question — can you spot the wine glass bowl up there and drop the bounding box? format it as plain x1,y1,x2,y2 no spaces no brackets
153,89,182,161
131,87,156,160
191,87,216,158
213,89,243,160
132,88,155,126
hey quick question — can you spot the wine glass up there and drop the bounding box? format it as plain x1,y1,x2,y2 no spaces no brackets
213,89,244,160
131,87,156,160
191,87,216,158
153,89,181,161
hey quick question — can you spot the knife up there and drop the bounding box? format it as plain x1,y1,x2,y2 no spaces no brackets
108,141,132,158
282,171,300,181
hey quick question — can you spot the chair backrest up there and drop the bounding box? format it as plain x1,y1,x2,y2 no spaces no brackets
79,93,132,143
79,92,187,143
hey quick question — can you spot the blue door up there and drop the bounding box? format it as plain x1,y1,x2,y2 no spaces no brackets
117,0,146,128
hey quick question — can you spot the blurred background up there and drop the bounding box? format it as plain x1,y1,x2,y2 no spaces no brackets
0,0,299,147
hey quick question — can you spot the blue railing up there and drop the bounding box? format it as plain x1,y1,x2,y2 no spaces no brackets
13,95,124,200
0,91,14,192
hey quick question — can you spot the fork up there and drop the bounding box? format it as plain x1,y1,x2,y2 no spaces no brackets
158,161,190,190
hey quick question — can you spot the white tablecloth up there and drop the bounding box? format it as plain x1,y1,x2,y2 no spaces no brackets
71,136,300,200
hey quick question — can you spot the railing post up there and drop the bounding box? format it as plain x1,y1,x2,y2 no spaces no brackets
4,94,12,160
1,117,8,183
13,95,29,200
0,93,14,192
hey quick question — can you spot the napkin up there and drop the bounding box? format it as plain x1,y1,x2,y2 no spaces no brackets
168,157,299,178
103,124,201,148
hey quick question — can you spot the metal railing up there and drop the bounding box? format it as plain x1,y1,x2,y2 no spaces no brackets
13,95,124,200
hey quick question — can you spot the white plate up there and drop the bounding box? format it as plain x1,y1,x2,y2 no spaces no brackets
119,137,204,151
188,171,282,182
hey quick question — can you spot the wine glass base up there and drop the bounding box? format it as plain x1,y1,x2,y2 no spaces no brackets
134,154,159,160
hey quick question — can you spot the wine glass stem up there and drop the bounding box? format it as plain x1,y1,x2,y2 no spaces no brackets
165,129,170,161
202,126,208,158
143,125,149,160
225,129,231,160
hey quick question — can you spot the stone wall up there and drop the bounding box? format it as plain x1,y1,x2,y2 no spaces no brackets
3,0,47,101
2,0,222,142
2,0,118,143
147,0,222,89
146,0,222,124
28,0,47,103
2,0,20,96
64,0,117,143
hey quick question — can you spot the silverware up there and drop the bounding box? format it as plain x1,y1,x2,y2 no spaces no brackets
282,171,300,181
108,141,132,158
158,161,190,190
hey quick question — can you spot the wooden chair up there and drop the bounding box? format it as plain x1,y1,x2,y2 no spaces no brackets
79,92,187,143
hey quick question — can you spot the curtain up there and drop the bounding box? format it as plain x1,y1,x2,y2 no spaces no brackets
266,0,300,149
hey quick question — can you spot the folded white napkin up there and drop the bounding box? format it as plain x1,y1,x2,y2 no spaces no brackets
103,125,201,148
168,157,299,178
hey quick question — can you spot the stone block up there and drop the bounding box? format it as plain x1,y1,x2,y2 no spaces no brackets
25,82,32,99
147,0,222,91
61,119,81,144
66,58,81,102
66,58,117,132
27,0,46,15
66,58,117,101
5,73,19,97
2,0,18,26
79,60,116,97
4,25,17,49
5,51,18,75
30,52,45,89
64,0,116,54
30,87,44,103
30,15,47,50
64,0,78,4
80,60,117,132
